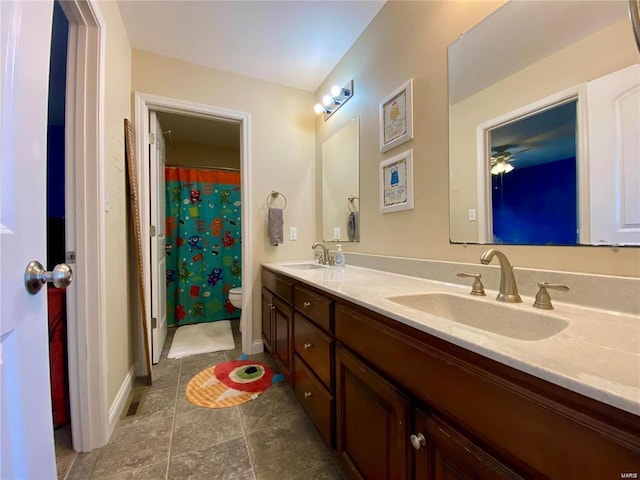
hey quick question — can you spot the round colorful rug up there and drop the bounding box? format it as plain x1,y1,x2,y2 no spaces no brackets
186,358,281,408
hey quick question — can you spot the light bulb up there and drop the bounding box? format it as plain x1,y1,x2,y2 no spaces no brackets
330,85,341,97
322,95,332,106
314,103,324,114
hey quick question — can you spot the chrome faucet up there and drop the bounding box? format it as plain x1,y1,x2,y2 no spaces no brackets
312,242,332,265
479,249,522,303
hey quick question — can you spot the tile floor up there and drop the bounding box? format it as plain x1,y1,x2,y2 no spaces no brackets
55,321,347,480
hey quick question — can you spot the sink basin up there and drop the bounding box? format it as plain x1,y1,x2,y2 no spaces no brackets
386,293,568,341
283,263,328,270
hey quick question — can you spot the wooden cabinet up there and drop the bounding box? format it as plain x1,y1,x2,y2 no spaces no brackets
262,267,640,480
272,295,294,382
261,287,274,352
412,409,523,480
336,344,410,480
261,269,294,382
294,356,333,447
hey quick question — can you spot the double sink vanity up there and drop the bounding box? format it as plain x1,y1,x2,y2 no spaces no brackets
261,254,639,479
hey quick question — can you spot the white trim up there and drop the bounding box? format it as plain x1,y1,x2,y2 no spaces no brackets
251,339,264,355
107,366,135,435
475,84,588,244
107,367,135,430
133,92,253,373
59,0,108,452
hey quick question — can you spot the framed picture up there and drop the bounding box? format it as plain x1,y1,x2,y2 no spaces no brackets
379,149,414,213
379,79,413,152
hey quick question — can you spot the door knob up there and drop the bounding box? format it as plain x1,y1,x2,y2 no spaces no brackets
24,261,73,294
409,433,426,450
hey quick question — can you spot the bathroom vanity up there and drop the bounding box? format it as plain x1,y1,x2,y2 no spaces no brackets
261,263,640,480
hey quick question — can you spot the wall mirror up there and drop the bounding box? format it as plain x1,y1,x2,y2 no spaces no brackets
448,1,639,246
322,116,360,242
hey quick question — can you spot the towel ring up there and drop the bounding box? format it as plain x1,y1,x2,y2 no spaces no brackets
266,191,287,210
347,195,359,213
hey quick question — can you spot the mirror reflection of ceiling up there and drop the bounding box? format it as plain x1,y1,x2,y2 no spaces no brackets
490,101,577,171
449,1,628,105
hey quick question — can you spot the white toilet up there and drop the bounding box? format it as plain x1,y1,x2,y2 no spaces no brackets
228,287,242,309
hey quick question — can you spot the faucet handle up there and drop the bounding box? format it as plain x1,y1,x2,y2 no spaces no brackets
533,281,569,310
457,273,486,296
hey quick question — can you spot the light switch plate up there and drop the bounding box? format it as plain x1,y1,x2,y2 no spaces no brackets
289,227,297,241
334,227,341,240
468,209,476,221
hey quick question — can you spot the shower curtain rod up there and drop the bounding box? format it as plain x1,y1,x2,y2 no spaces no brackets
166,164,240,172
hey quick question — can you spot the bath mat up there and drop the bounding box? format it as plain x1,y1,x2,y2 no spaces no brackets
186,357,283,408
167,321,235,359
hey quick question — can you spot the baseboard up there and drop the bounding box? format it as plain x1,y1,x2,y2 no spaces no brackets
251,339,264,355
107,366,135,439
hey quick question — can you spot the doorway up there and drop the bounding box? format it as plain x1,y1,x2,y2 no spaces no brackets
134,93,254,377
47,1,77,471
154,112,242,360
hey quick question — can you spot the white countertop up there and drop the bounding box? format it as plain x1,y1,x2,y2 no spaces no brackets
263,261,640,416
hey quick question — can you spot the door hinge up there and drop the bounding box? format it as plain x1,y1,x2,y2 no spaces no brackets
66,251,77,264
149,132,155,145
150,225,156,237
151,317,157,329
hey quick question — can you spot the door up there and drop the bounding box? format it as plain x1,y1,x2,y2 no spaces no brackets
149,111,167,363
272,296,294,383
335,345,410,480
413,409,524,480
587,63,640,245
0,1,57,478
261,287,274,352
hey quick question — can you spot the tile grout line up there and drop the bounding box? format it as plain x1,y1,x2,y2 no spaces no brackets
164,356,182,480
237,403,258,480
230,327,258,479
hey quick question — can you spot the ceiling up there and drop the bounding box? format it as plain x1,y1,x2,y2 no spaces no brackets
156,111,240,149
118,0,385,93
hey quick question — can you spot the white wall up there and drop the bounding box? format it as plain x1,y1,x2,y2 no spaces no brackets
97,0,134,407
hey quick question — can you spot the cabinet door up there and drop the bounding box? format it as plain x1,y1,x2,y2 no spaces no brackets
261,287,274,352
336,345,410,480
273,295,294,383
413,409,524,480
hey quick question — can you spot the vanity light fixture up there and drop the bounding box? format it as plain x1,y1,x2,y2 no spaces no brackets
314,80,354,120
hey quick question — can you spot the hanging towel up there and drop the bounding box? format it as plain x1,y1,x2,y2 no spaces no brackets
347,212,360,242
268,208,284,246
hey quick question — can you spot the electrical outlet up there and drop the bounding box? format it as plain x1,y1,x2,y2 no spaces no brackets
333,227,341,240
468,209,476,221
289,227,297,241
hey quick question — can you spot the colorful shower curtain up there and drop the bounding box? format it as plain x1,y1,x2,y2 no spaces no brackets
165,167,241,326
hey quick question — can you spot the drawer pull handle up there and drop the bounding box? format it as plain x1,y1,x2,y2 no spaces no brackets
304,391,312,399
303,301,312,308
410,433,426,450
304,343,312,350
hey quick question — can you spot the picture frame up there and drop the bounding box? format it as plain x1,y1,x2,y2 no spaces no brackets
379,78,414,153
379,149,414,214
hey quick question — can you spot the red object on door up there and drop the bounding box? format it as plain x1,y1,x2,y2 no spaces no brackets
48,287,69,428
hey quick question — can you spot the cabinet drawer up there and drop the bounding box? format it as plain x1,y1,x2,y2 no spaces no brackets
294,313,332,390
262,269,293,304
294,285,332,331
294,355,333,448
